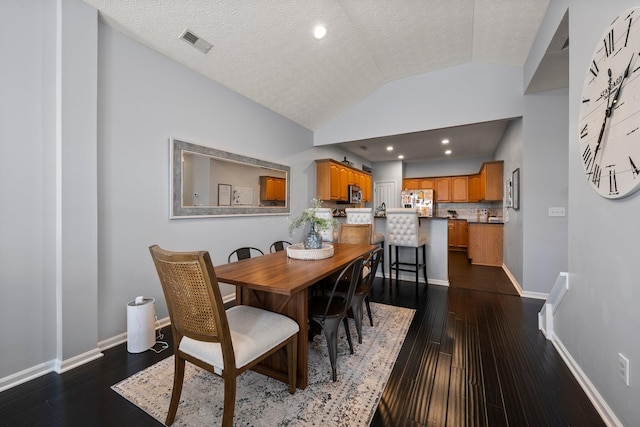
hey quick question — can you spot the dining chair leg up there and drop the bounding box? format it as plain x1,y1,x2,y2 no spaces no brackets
222,374,237,427
343,316,354,354
351,295,365,344
395,245,400,286
166,356,186,426
287,336,298,394
320,318,341,382
415,247,419,286
364,294,374,327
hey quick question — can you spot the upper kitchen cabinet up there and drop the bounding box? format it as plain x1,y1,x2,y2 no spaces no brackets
468,174,480,202
451,176,468,202
479,161,503,201
435,177,451,202
316,159,372,202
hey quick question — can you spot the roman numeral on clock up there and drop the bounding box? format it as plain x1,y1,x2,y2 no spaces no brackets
590,60,599,77
580,124,588,139
625,16,633,47
590,163,602,187
583,145,594,169
608,169,619,195
604,29,615,56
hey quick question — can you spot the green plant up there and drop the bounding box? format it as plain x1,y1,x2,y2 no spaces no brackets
288,198,338,235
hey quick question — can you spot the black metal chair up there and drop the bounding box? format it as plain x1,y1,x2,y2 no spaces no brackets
269,240,292,253
227,247,264,263
332,247,383,344
308,256,365,381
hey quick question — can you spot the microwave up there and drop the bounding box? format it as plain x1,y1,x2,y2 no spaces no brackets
348,185,362,203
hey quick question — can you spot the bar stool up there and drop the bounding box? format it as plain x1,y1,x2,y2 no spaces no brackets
314,208,335,242
385,208,428,288
345,208,385,279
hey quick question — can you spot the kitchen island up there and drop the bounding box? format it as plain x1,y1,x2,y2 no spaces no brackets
467,222,504,266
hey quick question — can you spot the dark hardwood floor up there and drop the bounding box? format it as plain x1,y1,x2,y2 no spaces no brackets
1,265,605,426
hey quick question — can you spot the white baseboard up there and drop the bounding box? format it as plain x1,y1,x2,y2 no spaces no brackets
549,334,623,427
99,315,171,351
1,316,173,392
54,348,103,374
0,360,56,392
521,290,549,300
502,263,523,295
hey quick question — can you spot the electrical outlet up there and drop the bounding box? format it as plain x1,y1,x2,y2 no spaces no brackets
548,207,566,217
619,353,630,386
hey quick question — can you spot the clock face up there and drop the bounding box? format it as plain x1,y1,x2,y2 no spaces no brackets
579,7,640,198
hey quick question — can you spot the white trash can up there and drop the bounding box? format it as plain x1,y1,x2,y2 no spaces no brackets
127,297,156,353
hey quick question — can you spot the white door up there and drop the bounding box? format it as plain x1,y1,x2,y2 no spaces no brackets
374,180,397,209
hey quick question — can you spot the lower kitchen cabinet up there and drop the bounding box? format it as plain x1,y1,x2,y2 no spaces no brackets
448,219,468,250
468,223,503,266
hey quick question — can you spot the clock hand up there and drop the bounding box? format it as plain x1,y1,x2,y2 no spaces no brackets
608,53,635,116
592,69,614,169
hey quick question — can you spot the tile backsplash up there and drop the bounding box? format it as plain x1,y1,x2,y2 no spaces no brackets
436,202,503,221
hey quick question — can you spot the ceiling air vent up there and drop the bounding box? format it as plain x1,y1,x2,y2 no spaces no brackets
179,28,212,54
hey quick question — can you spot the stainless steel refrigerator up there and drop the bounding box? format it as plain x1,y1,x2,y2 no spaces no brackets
401,189,434,217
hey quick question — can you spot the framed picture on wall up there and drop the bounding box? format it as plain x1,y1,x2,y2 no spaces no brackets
218,184,231,206
505,178,513,208
512,168,520,210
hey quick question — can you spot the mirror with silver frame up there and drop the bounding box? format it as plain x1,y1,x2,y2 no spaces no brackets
170,137,290,218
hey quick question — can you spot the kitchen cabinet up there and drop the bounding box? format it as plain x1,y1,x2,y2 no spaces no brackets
480,161,503,201
435,177,451,202
403,178,420,190
448,219,468,250
451,176,468,202
468,223,503,266
259,176,286,201
468,174,480,202
315,159,372,202
420,178,435,190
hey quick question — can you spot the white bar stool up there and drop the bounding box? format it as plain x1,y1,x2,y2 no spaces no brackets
385,208,428,288
346,208,385,279
314,208,335,242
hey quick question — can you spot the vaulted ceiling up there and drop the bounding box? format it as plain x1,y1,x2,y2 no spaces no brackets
84,0,551,128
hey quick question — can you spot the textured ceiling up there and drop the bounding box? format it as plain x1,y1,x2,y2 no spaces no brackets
83,0,550,133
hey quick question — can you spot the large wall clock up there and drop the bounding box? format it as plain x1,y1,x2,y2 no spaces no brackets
579,6,640,198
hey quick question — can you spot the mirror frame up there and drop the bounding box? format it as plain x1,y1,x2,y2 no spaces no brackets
170,137,290,218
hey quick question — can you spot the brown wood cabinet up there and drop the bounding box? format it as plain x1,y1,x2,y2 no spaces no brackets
316,159,372,202
448,219,468,249
468,174,480,202
259,176,286,201
468,223,503,266
435,177,451,202
480,161,503,201
451,176,468,202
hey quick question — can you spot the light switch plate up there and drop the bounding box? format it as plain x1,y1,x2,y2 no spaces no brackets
549,207,566,217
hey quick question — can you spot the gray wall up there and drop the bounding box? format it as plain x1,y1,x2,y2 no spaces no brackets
560,1,640,425
494,119,524,287
522,88,569,296
0,0,361,386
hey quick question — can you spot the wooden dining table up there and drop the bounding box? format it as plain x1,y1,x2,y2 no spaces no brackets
214,242,375,389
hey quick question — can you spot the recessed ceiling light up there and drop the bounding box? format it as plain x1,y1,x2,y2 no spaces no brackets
442,139,450,144
314,24,327,40
398,155,404,159
386,146,394,151
445,150,452,155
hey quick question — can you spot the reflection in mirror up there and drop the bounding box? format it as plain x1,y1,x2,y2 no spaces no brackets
170,138,290,218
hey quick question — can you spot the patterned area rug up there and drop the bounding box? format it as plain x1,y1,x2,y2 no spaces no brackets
112,302,414,426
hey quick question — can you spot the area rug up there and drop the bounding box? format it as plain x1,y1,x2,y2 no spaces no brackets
112,302,414,426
